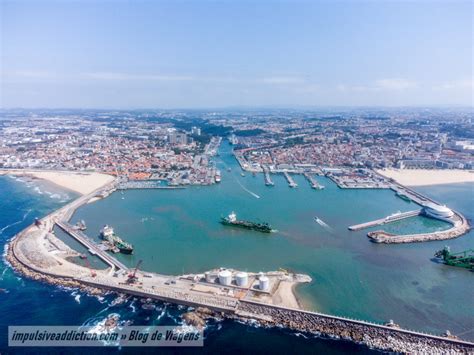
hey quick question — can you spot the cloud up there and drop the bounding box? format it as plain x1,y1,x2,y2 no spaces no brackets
432,79,473,91
374,78,418,90
259,76,307,85
82,72,195,81
336,78,418,92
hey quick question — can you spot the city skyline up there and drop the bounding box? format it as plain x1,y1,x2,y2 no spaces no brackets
1,0,473,108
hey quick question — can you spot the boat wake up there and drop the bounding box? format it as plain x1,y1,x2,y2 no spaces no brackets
235,178,260,199
314,217,333,231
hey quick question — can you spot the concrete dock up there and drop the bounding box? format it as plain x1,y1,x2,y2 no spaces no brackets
263,169,274,186
303,172,324,189
5,171,474,352
56,221,128,271
348,210,422,231
283,171,298,188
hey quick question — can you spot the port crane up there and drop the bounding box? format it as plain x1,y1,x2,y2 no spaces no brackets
127,259,143,283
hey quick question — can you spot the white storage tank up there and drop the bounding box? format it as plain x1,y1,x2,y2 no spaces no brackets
218,270,232,286
259,275,269,291
235,272,248,287
205,271,213,283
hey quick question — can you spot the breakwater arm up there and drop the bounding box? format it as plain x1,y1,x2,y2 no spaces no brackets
236,301,474,353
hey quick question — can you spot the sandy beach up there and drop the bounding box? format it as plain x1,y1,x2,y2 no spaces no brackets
0,169,115,195
376,169,474,187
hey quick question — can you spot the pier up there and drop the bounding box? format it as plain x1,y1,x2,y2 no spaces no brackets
5,172,474,352
303,172,324,189
283,171,298,188
348,210,422,231
263,167,274,186
56,221,128,271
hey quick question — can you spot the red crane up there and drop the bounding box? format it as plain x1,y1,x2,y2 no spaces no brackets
127,259,143,283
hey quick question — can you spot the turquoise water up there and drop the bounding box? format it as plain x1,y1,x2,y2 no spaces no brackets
66,143,474,338
0,145,472,353
0,174,374,353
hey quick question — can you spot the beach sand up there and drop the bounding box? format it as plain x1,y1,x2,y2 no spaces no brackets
376,169,474,186
0,170,115,195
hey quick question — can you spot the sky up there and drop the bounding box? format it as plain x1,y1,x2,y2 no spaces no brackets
1,0,473,108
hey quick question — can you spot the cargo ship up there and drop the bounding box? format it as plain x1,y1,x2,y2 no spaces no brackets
100,225,134,254
220,212,273,233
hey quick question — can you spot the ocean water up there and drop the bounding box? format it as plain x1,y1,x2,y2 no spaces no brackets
0,146,473,353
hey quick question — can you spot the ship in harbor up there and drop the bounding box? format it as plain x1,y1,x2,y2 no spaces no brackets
396,191,411,202
100,225,134,254
220,212,274,233
215,170,221,183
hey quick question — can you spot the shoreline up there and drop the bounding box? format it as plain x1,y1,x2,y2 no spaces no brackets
3,170,474,352
0,169,115,196
376,168,474,187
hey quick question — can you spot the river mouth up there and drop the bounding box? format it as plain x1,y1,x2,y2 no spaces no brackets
64,144,473,339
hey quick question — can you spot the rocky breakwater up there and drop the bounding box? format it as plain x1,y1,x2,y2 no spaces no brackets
6,231,105,297
368,210,470,244
236,301,474,353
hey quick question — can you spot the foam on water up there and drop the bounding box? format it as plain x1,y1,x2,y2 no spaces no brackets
0,208,32,236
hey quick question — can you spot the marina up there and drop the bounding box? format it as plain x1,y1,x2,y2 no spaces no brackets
3,144,473,351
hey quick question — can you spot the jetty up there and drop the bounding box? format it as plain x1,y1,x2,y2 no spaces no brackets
56,221,128,271
283,171,298,188
303,172,324,189
263,167,274,186
348,210,422,231
5,173,474,353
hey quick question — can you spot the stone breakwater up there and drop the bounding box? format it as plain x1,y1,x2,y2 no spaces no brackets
367,210,470,244
236,301,474,354
5,239,105,297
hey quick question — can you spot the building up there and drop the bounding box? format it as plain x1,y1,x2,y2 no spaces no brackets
422,202,454,219
191,126,201,136
169,132,188,145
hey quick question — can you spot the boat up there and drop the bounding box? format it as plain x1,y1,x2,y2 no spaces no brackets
435,246,473,270
75,220,87,231
396,191,411,202
227,167,231,172
100,225,134,254
215,170,221,183
241,172,246,177
220,212,273,233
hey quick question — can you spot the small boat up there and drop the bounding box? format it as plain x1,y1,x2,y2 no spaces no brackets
241,172,246,177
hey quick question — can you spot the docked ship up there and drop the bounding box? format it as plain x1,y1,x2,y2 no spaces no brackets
100,225,134,254
220,212,273,233
396,191,411,202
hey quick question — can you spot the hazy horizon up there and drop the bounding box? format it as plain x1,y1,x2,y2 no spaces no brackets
1,0,473,108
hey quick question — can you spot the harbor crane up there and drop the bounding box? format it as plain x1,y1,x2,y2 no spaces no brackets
127,259,143,283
